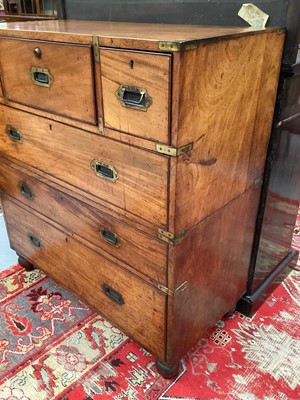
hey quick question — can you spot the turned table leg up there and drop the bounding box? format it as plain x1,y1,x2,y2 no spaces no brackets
155,360,180,379
18,255,35,272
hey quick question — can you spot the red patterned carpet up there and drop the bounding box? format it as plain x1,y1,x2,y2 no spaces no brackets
0,215,299,399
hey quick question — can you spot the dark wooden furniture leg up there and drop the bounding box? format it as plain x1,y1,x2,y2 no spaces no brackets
18,255,35,271
155,360,180,379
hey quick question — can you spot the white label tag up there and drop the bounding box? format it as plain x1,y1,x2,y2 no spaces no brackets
238,3,269,28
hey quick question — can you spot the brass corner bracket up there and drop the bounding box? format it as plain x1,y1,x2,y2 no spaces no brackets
158,40,198,52
153,281,188,297
158,229,187,245
156,143,193,157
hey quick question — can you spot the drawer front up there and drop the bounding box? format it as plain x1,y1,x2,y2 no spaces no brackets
0,106,168,226
0,38,96,124
2,197,166,360
0,162,167,284
101,48,170,143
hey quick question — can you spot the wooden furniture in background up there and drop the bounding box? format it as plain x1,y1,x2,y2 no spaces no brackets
1,0,63,21
4,0,57,16
0,21,284,377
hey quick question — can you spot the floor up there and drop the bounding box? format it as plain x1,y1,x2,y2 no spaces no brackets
0,209,18,271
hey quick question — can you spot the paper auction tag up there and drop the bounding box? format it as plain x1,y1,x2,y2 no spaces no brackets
238,3,269,28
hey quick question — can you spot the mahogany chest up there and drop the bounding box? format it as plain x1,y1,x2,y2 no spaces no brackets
0,20,284,377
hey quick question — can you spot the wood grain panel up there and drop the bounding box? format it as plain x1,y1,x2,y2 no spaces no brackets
166,187,261,365
247,32,285,183
101,48,170,143
172,33,284,232
0,38,96,124
0,106,168,226
0,162,167,284
2,197,166,360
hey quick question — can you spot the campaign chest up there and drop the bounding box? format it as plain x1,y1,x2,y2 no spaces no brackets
0,20,284,377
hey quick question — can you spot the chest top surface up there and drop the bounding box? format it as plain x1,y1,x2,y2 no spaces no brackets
0,20,283,51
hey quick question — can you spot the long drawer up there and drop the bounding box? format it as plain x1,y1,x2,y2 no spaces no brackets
0,161,167,284
0,38,96,124
0,105,168,226
2,196,166,360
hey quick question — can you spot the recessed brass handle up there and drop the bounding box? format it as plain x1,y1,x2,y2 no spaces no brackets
91,160,119,182
102,283,125,305
116,85,152,111
30,67,53,88
28,234,41,248
6,125,23,143
18,182,34,200
100,228,120,247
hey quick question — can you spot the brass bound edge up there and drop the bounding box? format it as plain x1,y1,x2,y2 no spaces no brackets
159,40,198,52
98,117,104,134
92,36,100,63
158,229,187,245
156,143,193,157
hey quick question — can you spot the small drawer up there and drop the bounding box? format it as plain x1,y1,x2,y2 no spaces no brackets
0,38,96,124
0,105,168,226
101,48,170,143
0,162,167,284
2,197,166,360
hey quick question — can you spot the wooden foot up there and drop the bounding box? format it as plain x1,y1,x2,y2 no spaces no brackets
18,256,35,272
155,360,179,379
224,305,236,318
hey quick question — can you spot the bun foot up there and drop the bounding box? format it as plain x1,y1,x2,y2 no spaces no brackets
155,360,179,379
18,256,35,272
224,305,236,318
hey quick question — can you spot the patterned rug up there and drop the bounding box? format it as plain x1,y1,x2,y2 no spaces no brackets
0,216,299,400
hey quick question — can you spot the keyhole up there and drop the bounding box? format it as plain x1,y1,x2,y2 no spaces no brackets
130,60,134,69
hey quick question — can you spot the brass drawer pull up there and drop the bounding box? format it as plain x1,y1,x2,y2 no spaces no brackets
30,67,53,88
91,160,119,182
102,283,125,305
18,182,34,200
100,228,120,247
116,85,152,111
28,234,41,248
6,125,23,143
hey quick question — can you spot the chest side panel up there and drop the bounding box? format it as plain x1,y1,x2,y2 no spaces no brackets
166,186,261,365
172,32,284,233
